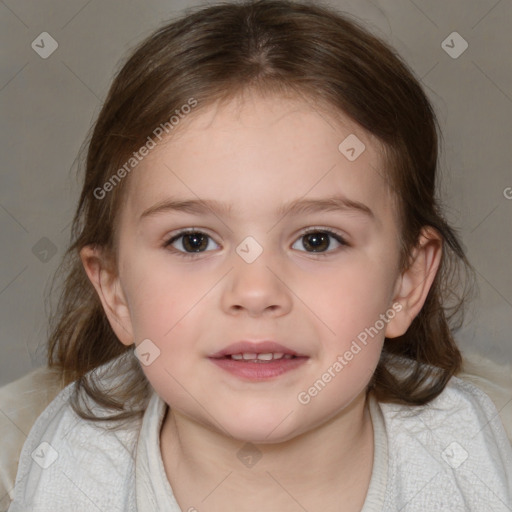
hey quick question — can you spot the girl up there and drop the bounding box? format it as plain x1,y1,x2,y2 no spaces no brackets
7,0,512,510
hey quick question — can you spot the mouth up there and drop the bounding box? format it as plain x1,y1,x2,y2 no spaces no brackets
217,352,298,363
209,340,307,360
208,341,309,380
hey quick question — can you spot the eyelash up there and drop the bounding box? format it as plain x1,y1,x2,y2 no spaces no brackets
163,227,348,259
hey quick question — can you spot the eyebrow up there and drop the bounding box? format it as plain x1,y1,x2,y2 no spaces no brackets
139,195,374,221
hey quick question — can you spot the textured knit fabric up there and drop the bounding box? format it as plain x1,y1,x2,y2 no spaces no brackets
7,364,512,511
0,368,62,511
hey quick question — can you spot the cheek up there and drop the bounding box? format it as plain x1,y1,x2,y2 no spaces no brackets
122,257,207,368
126,280,202,407
309,259,396,343
122,254,201,338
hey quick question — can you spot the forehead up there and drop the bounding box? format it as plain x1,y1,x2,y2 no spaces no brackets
122,91,392,223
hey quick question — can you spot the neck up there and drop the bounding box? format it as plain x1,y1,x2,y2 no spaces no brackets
160,390,375,512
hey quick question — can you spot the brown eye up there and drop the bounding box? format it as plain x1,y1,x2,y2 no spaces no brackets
302,232,330,252
165,230,219,255
182,232,208,252
292,229,347,254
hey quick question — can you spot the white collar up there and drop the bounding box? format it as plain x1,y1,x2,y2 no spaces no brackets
136,391,181,511
135,391,388,511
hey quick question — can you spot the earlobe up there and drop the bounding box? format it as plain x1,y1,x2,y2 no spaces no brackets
385,227,442,338
79,245,134,346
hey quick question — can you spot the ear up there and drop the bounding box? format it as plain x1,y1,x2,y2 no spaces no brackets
79,245,134,346
385,227,442,338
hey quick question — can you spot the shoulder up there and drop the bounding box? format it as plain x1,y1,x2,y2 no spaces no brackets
0,366,62,507
378,376,512,511
8,378,141,512
381,375,510,441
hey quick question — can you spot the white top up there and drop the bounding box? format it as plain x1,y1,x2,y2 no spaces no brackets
7,365,512,511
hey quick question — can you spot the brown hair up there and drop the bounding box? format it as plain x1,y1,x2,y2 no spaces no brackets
47,0,474,422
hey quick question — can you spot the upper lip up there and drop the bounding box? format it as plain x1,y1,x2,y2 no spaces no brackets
209,341,307,358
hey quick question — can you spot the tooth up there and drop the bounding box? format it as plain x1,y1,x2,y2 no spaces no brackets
256,353,273,360
230,352,294,361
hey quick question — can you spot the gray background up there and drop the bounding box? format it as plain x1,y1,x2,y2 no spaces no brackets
0,0,511,386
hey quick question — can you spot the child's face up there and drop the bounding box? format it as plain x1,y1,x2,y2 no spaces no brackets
102,92,407,441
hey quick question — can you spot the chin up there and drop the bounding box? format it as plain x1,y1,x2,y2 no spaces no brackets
217,406,303,444
228,424,299,445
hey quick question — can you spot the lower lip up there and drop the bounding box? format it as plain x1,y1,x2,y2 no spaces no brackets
209,357,308,380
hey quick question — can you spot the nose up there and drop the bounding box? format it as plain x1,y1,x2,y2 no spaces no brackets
221,249,293,318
